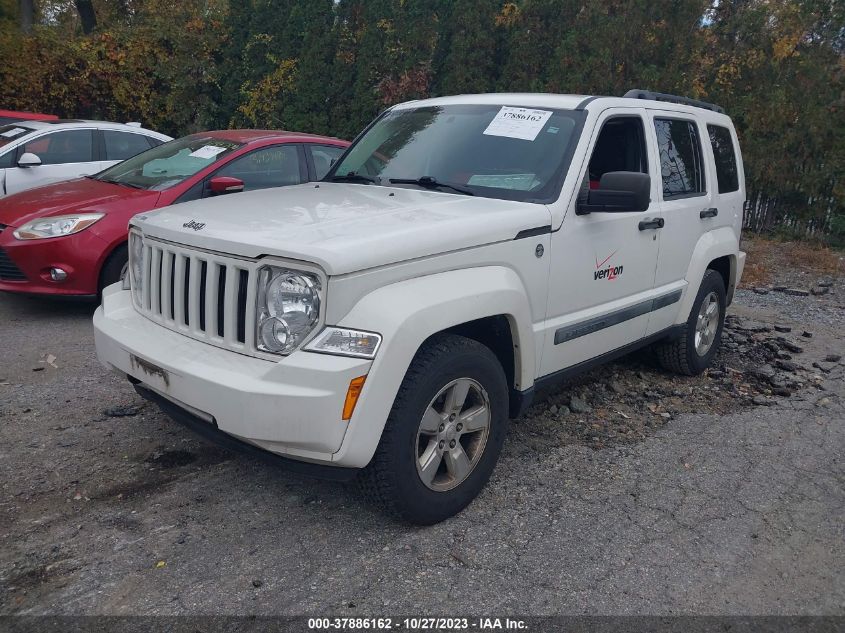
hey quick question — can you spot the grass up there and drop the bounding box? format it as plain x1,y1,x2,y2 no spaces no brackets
739,235,844,288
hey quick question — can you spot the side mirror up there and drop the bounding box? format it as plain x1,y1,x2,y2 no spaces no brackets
209,176,245,195
577,171,650,214
17,152,42,168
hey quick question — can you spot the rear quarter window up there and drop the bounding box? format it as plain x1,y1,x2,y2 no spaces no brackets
707,124,739,193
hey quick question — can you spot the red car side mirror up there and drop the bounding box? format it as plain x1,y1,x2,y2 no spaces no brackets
209,176,245,195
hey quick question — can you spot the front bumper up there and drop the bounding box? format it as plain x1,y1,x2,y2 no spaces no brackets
94,285,373,466
0,227,106,295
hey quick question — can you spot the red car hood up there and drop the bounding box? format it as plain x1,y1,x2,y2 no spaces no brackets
0,178,161,228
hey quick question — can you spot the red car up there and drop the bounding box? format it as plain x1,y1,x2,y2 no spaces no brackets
0,130,348,297
0,109,59,125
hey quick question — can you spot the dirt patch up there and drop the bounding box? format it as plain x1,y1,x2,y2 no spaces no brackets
5,556,80,593
513,314,840,452
740,236,844,288
146,449,198,468
94,474,179,502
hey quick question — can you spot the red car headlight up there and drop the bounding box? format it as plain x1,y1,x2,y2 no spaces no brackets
13,213,104,240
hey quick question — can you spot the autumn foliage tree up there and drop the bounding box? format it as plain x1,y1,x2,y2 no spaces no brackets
0,0,842,240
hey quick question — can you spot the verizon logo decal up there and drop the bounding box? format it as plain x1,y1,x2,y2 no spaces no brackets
594,251,624,281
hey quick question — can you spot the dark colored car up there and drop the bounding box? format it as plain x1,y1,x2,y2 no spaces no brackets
0,130,348,296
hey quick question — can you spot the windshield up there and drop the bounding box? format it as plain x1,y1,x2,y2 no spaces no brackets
328,104,584,203
95,136,243,191
0,124,34,150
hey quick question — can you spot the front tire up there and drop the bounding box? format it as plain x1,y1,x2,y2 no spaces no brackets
656,269,726,375
358,334,509,525
99,244,128,295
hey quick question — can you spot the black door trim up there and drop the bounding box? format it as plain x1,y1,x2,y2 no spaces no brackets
514,225,552,240
511,323,686,416
554,289,682,345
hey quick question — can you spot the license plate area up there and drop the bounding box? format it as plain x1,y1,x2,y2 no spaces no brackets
129,354,171,390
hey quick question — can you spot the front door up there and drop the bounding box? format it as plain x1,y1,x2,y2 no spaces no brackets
540,108,662,377
4,129,96,195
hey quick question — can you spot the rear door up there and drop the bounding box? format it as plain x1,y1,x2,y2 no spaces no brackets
5,128,96,194
644,111,716,335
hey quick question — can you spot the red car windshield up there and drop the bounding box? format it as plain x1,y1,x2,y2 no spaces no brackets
95,136,243,191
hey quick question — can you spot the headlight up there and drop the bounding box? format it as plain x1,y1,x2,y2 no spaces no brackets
13,213,104,240
256,266,321,355
304,327,382,359
129,231,145,302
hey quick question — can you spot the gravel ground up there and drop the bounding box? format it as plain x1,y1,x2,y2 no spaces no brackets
1,247,843,616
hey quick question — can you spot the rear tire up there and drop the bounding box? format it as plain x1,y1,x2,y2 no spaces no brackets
358,334,509,525
656,269,726,375
99,244,128,295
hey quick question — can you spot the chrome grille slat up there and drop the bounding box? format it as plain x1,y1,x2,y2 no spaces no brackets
222,263,238,345
206,262,220,340
172,253,186,327
134,238,255,356
160,250,174,322
244,268,258,348
150,248,162,315
188,255,202,333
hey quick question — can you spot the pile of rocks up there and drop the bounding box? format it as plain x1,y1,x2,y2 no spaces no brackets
751,278,834,298
516,314,841,451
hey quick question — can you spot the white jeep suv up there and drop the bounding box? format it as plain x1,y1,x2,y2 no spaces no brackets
94,91,746,524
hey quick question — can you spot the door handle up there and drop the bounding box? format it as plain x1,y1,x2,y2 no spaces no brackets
700,207,718,219
638,217,664,231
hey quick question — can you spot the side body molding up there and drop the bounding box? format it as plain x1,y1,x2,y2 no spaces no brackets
330,266,536,468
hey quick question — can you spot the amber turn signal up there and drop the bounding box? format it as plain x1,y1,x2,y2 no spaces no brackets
342,375,367,421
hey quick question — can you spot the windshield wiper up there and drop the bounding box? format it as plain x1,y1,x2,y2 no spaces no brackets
98,176,144,190
330,171,377,184
389,176,474,196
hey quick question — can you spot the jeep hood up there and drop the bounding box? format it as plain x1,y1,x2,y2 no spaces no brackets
133,183,551,275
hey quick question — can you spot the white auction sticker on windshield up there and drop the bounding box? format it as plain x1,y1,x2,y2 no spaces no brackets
483,107,553,141
1,127,27,138
189,145,227,159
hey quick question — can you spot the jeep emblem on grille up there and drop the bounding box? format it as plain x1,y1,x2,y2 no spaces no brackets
183,220,206,231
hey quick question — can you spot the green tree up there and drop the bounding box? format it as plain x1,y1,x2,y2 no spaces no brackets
432,0,502,96
496,0,571,92
279,0,337,134
702,0,844,235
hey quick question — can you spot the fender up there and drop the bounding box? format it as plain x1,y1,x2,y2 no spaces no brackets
331,266,536,468
676,226,739,323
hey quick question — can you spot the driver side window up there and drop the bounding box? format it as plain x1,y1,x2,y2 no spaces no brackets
587,117,648,190
212,144,303,193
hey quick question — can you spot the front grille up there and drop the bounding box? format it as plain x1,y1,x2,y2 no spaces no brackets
0,247,27,281
134,238,256,354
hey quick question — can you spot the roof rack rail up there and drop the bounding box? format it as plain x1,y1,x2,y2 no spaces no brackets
623,89,725,114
